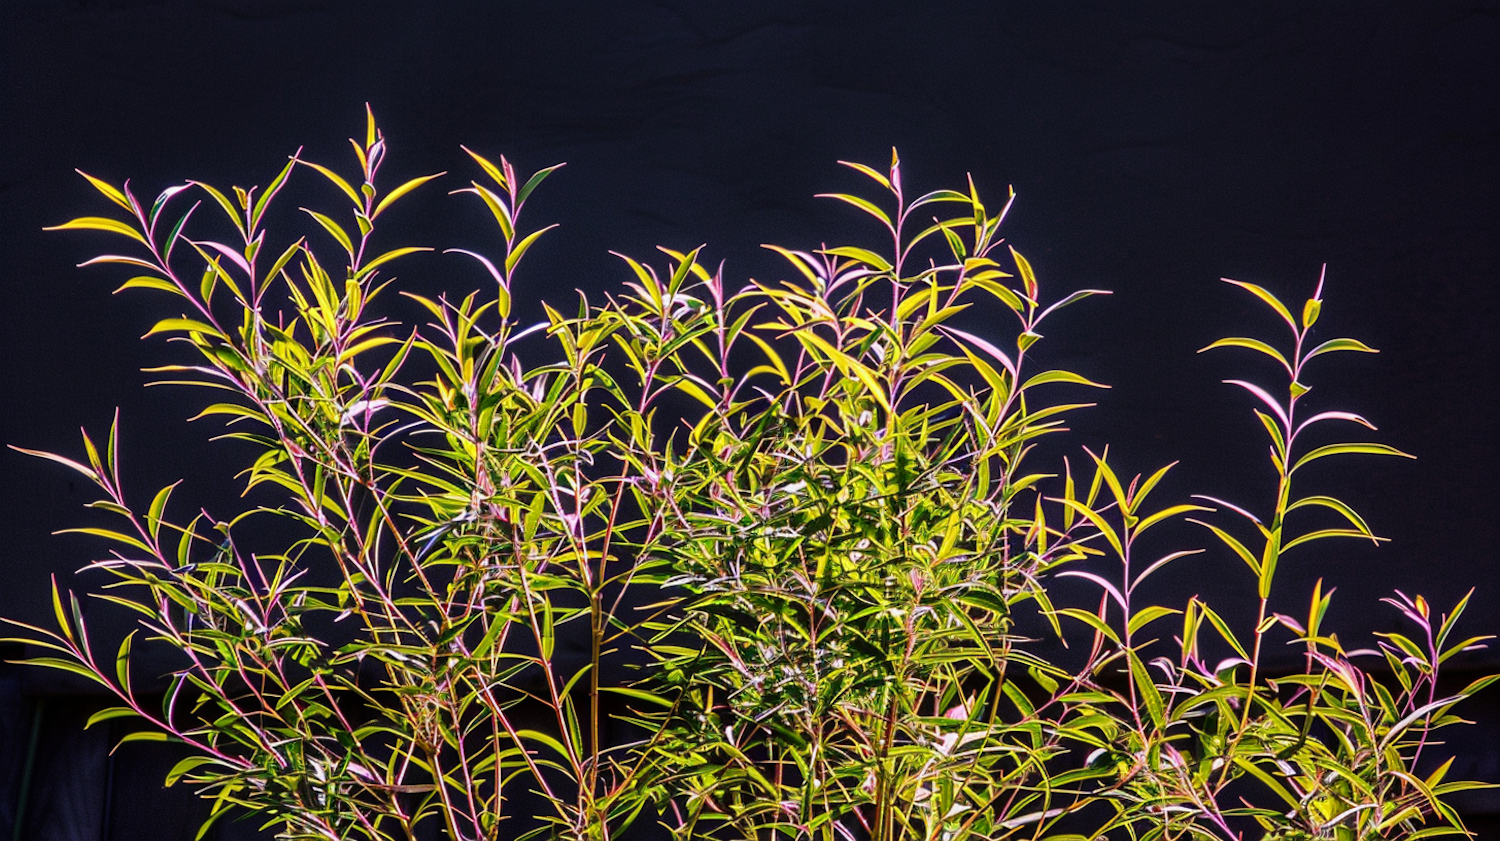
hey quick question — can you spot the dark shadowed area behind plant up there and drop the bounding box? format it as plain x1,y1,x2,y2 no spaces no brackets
1,2,1496,839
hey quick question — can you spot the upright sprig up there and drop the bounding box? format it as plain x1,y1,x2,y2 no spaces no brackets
637,150,1119,841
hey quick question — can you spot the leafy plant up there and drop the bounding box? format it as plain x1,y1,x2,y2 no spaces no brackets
7,110,1493,841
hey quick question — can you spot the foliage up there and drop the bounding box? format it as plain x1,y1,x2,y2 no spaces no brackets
7,110,1494,841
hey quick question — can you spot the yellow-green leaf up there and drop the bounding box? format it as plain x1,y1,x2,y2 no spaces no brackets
45,217,147,245
372,172,445,218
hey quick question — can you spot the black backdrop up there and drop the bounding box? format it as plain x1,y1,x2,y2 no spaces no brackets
2,2,1497,838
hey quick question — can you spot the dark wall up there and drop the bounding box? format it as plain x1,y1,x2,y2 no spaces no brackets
2,1,1497,837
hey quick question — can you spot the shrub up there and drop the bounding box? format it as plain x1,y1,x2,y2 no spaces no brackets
8,110,1493,840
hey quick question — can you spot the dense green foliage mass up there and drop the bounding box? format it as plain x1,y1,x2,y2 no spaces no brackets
8,112,1493,840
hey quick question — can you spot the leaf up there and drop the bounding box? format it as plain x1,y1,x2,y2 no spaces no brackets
1052,607,1120,644
1056,570,1126,612
1305,337,1378,359
820,245,892,273
1302,297,1322,328
144,318,225,340
115,629,135,688
146,482,177,545
114,276,182,296
836,159,891,190
462,183,514,240
250,156,298,230
24,657,108,686
1127,605,1182,637
940,325,1017,378
1290,442,1414,473
1224,379,1290,431
505,224,558,274
1039,288,1111,322
8,445,100,482
1196,599,1250,661
86,706,139,729
1051,496,1124,559
600,686,673,708
79,254,162,271
1233,756,1302,809
1199,337,1292,375
298,160,360,206
1222,278,1297,333
372,172,445,218
115,730,171,746
1132,549,1205,589
361,246,433,275
1009,245,1038,301
45,217,148,245
462,145,509,190
1021,369,1109,390
57,527,152,554
75,170,134,212
302,209,354,258
1380,696,1464,750
1285,495,1375,536
673,376,718,409
517,163,565,204
165,755,220,787
1126,649,1165,729
1281,528,1384,552
816,193,894,231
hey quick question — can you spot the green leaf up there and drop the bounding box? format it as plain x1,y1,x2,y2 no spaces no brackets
462,145,510,190
1233,756,1302,809
1133,504,1211,537
116,730,171,746
114,276,182,296
1010,245,1038,300
1222,278,1297,333
1302,297,1322,328
298,160,360,206
86,706,139,729
505,225,558,274
371,172,445,218
1199,337,1292,374
517,163,565,204
115,629,135,688
1290,442,1414,473
1127,606,1182,638
836,159,891,190
57,527,152,554
816,193,893,230
1196,600,1250,661
1305,337,1378,359
1126,649,1165,729
1052,607,1120,644
250,156,298,230
1280,527,1381,553
75,170,134,212
1191,518,1261,578
144,318,225,340
1021,369,1109,390
302,208,354,258
820,245,892,273
165,755,220,787
45,216,148,245
24,657,108,686
600,686,673,708
1052,497,1123,559
8,445,100,482
361,246,433,275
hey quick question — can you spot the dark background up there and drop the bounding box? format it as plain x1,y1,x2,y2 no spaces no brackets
2,1,1496,838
